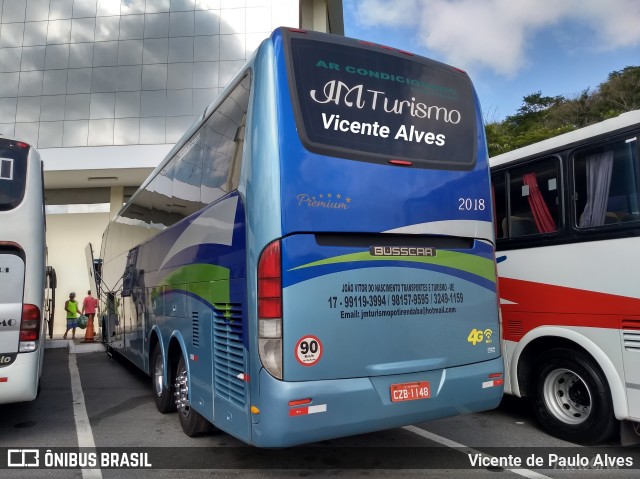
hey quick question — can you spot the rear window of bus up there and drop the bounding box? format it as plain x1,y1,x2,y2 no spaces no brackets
286,33,477,170
0,140,28,211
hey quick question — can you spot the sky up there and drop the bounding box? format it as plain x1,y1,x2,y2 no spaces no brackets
342,0,640,121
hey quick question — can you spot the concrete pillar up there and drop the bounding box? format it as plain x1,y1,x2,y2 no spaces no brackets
109,186,124,220
301,0,327,32
312,0,328,32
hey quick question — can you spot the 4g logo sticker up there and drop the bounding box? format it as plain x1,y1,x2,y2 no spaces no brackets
467,328,493,346
295,335,323,366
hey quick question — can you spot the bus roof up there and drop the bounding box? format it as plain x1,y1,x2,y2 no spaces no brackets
490,109,640,168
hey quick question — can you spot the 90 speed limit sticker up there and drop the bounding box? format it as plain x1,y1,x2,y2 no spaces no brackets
295,335,323,366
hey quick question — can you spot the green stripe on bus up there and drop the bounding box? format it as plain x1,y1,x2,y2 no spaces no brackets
289,250,496,283
159,264,232,310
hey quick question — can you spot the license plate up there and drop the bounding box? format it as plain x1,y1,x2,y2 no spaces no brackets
390,381,430,402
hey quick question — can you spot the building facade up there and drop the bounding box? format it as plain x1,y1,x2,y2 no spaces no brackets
0,0,343,335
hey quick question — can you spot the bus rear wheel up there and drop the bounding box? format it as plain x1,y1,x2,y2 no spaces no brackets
532,348,616,444
175,356,212,436
152,347,175,413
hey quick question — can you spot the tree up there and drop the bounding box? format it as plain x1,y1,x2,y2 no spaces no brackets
484,66,640,157
596,66,640,114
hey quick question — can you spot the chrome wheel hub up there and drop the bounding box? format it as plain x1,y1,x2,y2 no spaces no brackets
543,368,591,425
174,366,191,417
153,353,164,397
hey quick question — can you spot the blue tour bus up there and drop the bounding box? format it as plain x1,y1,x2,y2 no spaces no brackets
98,28,503,447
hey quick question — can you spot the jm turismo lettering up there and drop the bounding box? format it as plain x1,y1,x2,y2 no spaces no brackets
310,80,461,124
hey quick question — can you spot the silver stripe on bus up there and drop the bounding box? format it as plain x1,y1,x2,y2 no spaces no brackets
384,219,494,240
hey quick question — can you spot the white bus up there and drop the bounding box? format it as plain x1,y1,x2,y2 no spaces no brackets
0,137,48,404
491,110,640,444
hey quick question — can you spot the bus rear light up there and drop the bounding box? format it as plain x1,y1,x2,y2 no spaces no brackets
288,398,312,407
388,159,413,167
258,241,282,318
258,240,283,379
258,338,282,379
0,378,7,383
488,373,503,379
258,298,281,318
258,318,281,338
19,304,40,352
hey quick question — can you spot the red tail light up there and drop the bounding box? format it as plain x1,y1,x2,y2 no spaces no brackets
20,304,40,342
258,241,282,318
257,240,284,379
388,159,413,167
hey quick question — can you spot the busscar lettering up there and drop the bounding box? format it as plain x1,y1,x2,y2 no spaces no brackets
369,246,436,257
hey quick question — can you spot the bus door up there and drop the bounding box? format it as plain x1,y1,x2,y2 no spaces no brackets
0,250,25,369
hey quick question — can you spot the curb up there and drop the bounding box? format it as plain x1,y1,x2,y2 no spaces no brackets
45,339,106,354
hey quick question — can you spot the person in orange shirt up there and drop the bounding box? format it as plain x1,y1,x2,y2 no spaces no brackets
82,290,99,342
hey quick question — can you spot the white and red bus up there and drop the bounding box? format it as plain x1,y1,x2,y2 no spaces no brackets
491,110,640,444
0,137,47,404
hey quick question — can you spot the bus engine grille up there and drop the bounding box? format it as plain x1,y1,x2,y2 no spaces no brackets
213,303,246,407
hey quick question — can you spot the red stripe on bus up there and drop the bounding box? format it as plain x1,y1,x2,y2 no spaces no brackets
499,278,640,341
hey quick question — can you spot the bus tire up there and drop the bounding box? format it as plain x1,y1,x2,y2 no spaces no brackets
152,347,176,413
532,348,616,444
175,355,213,436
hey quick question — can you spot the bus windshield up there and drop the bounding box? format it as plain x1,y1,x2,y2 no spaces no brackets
287,34,477,169
0,139,29,211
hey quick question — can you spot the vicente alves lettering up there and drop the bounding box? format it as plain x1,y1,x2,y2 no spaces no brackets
321,113,445,146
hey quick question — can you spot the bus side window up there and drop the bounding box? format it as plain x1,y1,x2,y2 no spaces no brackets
172,132,204,219
572,136,640,228
492,173,507,239
201,73,251,204
507,157,560,237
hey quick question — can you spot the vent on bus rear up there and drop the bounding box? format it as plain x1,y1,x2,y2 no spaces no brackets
192,312,200,348
213,303,245,407
506,319,524,341
622,319,640,352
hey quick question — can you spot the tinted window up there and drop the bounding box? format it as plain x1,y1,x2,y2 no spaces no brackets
573,136,640,228
287,35,477,169
201,74,250,203
492,173,507,239
0,139,29,211
505,158,560,238
119,73,250,235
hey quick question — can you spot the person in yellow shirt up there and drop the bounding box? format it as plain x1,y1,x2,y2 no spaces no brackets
63,292,80,339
